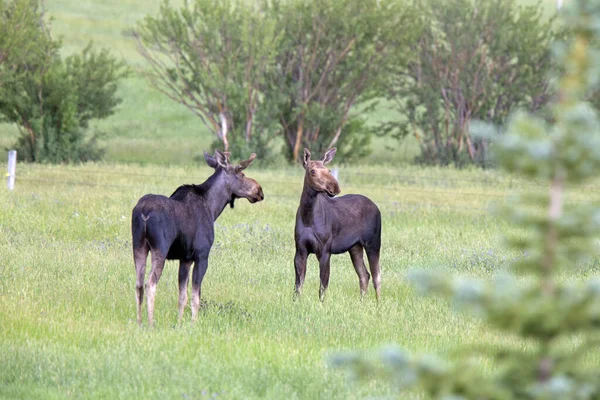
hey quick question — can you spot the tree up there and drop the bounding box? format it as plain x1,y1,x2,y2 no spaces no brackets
135,0,281,160
265,0,420,163
135,0,420,164
384,0,562,166
0,0,55,84
334,0,600,398
0,0,58,133
0,0,128,163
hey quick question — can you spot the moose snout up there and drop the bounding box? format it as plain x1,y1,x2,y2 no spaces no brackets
326,182,341,197
249,186,264,203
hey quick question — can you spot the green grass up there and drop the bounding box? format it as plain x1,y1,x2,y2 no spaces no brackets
1,162,598,399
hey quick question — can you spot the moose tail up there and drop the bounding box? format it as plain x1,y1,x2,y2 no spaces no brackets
131,210,151,250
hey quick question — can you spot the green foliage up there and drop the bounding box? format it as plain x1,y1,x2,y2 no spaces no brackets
0,0,56,82
384,0,562,167
0,0,128,163
135,0,281,161
135,0,419,164
264,0,420,163
335,1,600,398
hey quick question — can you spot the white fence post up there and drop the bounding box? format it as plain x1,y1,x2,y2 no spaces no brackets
7,150,16,191
331,167,339,182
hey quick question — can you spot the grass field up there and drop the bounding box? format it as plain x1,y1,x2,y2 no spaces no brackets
1,161,598,399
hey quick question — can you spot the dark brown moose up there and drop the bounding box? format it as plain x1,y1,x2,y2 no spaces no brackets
294,148,381,301
131,150,264,326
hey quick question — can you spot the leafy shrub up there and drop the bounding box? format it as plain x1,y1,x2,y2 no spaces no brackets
135,0,281,161
384,0,563,167
0,0,128,163
136,0,420,164
264,0,419,163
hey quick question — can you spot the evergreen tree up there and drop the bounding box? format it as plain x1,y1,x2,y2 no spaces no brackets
333,1,600,398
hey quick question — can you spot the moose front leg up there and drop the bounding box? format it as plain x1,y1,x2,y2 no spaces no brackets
294,249,308,298
177,260,193,323
318,252,332,302
191,253,209,322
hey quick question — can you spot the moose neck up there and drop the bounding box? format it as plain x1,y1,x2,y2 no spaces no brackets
200,169,234,221
299,174,325,222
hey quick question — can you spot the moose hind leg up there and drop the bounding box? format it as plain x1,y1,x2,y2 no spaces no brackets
177,260,193,323
133,244,149,325
349,244,370,299
146,250,166,327
365,246,381,302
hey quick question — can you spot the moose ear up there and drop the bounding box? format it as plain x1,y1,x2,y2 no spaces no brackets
204,151,218,168
303,148,311,168
214,150,230,169
321,148,337,165
238,153,256,170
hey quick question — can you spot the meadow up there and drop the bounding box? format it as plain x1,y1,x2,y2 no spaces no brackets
0,0,586,399
2,161,598,399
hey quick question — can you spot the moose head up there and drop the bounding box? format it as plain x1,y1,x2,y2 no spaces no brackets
204,150,264,207
302,148,340,198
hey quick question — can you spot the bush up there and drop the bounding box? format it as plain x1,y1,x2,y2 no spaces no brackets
384,0,563,167
0,0,128,163
264,0,419,163
136,0,420,164
135,0,281,160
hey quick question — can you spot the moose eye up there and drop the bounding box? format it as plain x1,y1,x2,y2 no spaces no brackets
311,169,316,175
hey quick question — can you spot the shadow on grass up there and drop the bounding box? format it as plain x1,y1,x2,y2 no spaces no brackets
199,299,253,323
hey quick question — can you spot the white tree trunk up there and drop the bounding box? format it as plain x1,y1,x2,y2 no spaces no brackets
220,112,229,151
